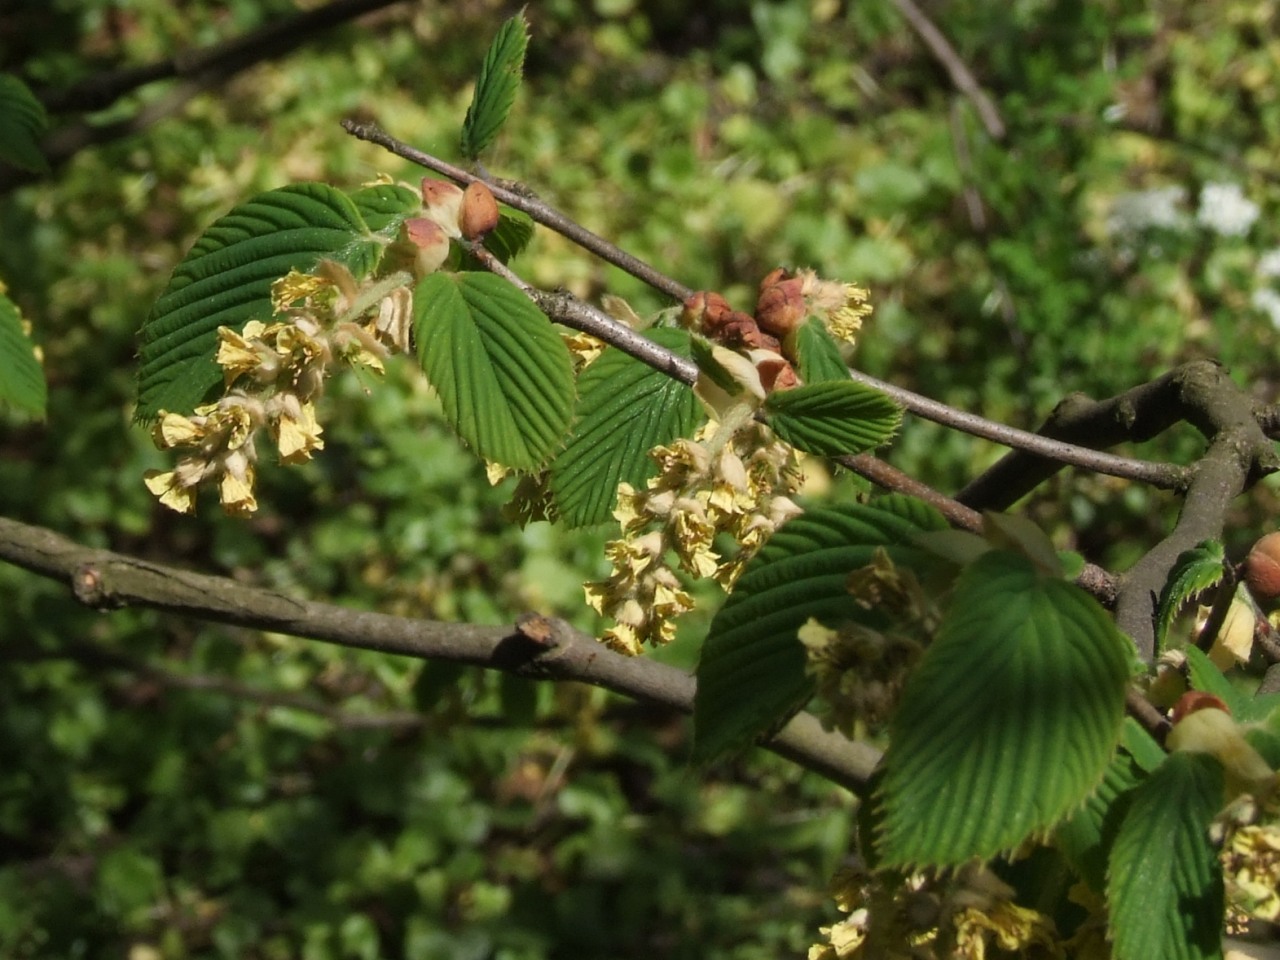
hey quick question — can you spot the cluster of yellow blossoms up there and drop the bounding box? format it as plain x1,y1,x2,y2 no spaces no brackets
809,866,1063,960
144,264,407,515
584,420,804,655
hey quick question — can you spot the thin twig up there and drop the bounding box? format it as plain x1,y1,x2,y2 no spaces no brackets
889,0,1006,140
343,119,694,302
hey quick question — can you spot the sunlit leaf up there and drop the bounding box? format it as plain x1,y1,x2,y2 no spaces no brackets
414,271,573,469
693,495,948,763
136,183,389,421
1107,751,1224,960
763,380,901,456
1156,540,1227,651
348,182,421,234
790,318,850,384
876,550,1131,867
460,11,528,159
1185,644,1280,724
550,327,701,527
0,289,45,417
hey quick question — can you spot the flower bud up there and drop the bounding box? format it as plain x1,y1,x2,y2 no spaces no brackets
755,270,806,337
1245,531,1280,601
420,178,464,235
460,181,500,240
754,353,799,392
404,217,451,276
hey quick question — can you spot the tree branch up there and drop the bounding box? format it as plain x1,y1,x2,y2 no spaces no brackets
0,515,880,793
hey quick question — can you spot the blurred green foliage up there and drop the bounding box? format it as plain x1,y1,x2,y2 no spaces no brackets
3,0,1280,955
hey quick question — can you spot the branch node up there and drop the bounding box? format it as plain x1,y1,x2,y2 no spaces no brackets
72,563,117,608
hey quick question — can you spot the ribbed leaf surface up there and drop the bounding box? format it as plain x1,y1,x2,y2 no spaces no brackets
0,290,45,417
764,381,901,456
136,183,388,421
1156,540,1226,650
1107,751,1224,960
349,183,420,233
791,318,850,384
0,74,48,173
550,327,701,527
876,550,1130,867
1054,718,1157,893
460,12,528,159
693,495,948,763
414,271,573,470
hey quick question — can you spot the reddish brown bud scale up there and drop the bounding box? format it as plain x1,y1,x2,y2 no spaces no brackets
1245,531,1280,601
755,270,806,337
1169,690,1230,725
756,356,798,392
460,181,500,240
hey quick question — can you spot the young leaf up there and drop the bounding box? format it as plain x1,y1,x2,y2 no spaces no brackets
983,511,1063,577
348,182,421,234
549,327,701,528
1107,751,1224,960
1156,540,1227,650
0,288,45,417
0,74,49,174
136,183,391,422
763,381,901,456
460,11,529,160
875,550,1132,868
693,495,949,764
789,317,851,384
414,271,573,470
485,208,535,263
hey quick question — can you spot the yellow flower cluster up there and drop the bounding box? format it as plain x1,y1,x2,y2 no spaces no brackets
584,420,803,655
800,550,938,732
809,867,1062,960
144,263,409,515
1221,795,1280,929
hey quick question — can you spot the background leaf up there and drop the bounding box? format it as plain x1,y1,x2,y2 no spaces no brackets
1107,751,1224,960
1156,540,1226,650
0,74,48,174
763,380,901,456
136,183,389,421
414,271,574,470
693,495,948,764
460,12,529,159
876,550,1131,868
0,288,45,417
549,327,701,527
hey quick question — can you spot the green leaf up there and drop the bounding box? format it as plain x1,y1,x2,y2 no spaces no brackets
0,74,48,174
763,381,901,456
1185,644,1280,724
876,550,1131,868
1054,719,1152,893
789,318,850,384
549,327,702,528
0,289,45,417
983,511,1063,577
1156,540,1226,650
460,11,529,159
486,208,535,263
693,495,949,764
136,183,390,421
414,271,574,469
1107,751,1224,960
348,182,421,234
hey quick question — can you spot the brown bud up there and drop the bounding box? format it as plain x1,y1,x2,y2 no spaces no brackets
758,267,788,292
681,291,734,331
755,355,799,392
459,181,500,240
1170,690,1229,726
755,272,806,337
404,217,450,275
421,177,464,209
1245,531,1280,601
